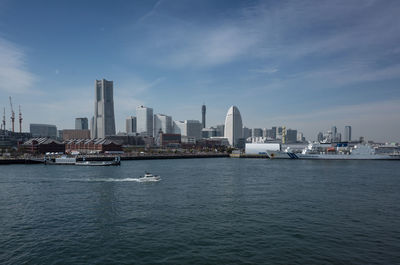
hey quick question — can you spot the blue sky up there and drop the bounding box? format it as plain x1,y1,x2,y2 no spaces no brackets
0,0,400,142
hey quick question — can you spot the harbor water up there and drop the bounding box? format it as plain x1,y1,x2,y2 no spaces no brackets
1,158,400,264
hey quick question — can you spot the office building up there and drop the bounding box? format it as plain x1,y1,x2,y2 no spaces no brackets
252,128,263,138
317,132,323,142
62,129,91,140
202,127,217,138
93,79,116,138
344,126,352,142
154,114,172,136
216,124,225,137
136,106,153,137
243,127,251,139
173,120,202,139
224,106,243,147
75,118,88,130
30,124,57,139
202,104,206,129
126,116,137,134
331,126,337,142
286,129,298,143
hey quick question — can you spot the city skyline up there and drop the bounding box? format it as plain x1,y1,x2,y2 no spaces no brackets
0,1,400,142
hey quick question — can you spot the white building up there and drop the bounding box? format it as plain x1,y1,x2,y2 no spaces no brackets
172,120,202,140
136,106,153,137
93,79,116,138
224,106,243,147
153,114,172,135
245,143,281,154
126,116,137,134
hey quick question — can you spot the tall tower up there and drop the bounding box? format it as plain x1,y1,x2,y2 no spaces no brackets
93,79,116,138
201,104,206,129
75,117,89,130
224,106,243,147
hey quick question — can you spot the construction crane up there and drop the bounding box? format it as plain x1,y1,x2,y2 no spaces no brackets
19,105,23,133
9,96,15,132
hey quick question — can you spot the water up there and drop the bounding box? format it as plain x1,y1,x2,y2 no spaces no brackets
1,158,400,264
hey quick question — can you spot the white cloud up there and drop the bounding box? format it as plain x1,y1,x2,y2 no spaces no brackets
0,38,37,94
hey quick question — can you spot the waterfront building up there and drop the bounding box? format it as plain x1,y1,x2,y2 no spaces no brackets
344,126,352,142
216,124,225,137
136,106,153,137
202,104,206,129
75,118,88,130
173,120,202,140
202,127,217,138
126,116,137,134
30,124,57,139
22,137,65,154
224,106,243,147
93,79,116,138
160,133,181,148
266,128,276,140
62,129,91,140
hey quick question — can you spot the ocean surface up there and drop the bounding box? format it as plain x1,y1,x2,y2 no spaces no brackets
1,158,400,264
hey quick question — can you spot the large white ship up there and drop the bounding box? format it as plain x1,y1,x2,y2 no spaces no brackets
292,143,400,160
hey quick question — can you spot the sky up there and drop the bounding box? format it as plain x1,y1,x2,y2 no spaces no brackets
0,0,399,142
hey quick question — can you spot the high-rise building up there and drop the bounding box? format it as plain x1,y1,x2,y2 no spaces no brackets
202,127,217,138
317,132,324,142
75,117,88,130
93,79,116,138
286,129,297,143
30,124,57,139
216,124,225,137
126,116,137,134
154,114,172,136
331,126,337,142
252,128,263,138
136,106,153,137
224,106,243,147
243,126,251,139
344,126,352,142
202,104,206,129
90,116,94,139
173,120,202,139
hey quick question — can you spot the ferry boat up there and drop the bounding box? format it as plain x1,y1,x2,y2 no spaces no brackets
44,156,121,166
294,143,400,160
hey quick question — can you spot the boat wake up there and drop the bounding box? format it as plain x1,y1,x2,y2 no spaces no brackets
69,177,161,183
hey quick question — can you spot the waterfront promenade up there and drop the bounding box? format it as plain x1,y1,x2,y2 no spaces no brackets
0,153,229,165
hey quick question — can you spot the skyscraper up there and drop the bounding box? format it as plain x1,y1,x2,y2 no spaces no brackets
136,106,153,136
224,106,243,147
344,126,352,142
153,114,172,136
75,117,88,130
202,104,206,129
93,79,116,138
126,116,137,134
331,126,337,142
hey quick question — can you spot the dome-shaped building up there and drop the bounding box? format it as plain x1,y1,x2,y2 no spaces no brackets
224,106,243,147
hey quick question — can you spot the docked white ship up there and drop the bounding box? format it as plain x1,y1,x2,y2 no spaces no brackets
294,143,400,160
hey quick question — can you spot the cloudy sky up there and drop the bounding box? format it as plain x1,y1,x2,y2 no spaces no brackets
0,0,399,142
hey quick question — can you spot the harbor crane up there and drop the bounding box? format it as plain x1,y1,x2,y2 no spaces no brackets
19,105,23,133
9,96,15,132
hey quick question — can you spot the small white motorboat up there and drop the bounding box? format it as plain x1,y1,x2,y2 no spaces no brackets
139,172,161,181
